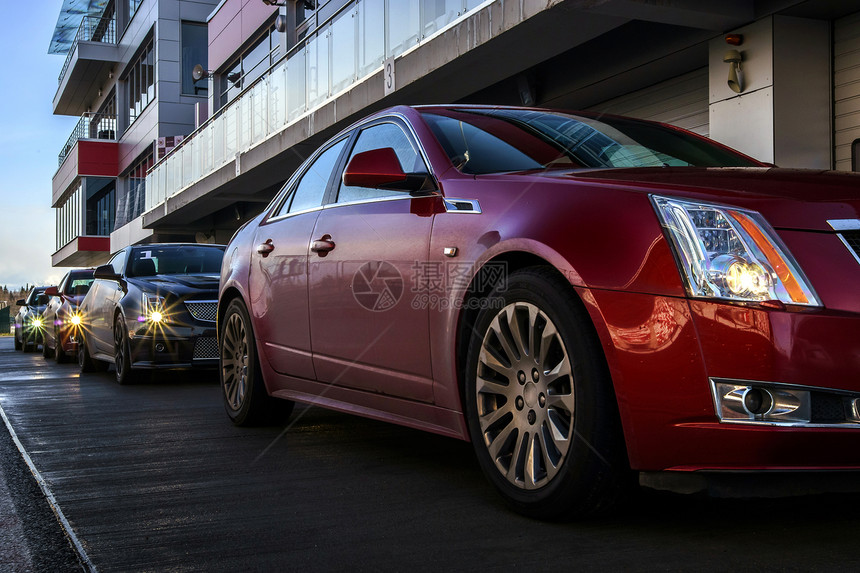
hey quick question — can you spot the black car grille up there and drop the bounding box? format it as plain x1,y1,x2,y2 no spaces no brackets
185,301,217,322
193,337,218,359
840,230,860,262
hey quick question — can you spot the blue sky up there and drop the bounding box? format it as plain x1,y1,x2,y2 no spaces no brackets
0,1,78,290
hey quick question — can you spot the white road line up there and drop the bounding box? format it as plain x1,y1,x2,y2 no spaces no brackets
0,401,97,573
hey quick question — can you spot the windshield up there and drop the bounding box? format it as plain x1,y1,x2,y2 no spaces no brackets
64,272,95,296
27,289,49,306
127,245,225,278
421,108,760,174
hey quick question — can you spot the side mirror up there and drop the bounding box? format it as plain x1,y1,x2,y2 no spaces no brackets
45,286,59,297
343,148,434,193
94,264,120,281
16,299,26,306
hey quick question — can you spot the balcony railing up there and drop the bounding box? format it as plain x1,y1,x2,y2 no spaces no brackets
145,0,489,213
58,14,117,84
58,112,118,167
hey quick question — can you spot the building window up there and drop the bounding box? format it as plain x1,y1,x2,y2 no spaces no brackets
181,22,208,96
125,37,155,125
92,89,117,139
218,23,283,107
128,0,143,22
86,180,116,236
56,183,83,251
116,148,154,229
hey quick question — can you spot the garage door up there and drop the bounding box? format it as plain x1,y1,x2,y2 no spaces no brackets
835,11,860,172
587,68,709,137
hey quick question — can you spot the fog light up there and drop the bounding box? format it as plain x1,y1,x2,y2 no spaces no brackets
712,379,811,424
743,388,773,415
155,343,166,352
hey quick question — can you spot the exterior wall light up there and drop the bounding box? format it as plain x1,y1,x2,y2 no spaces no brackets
724,50,744,93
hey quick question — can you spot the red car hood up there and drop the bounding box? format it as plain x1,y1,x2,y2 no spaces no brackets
562,167,860,232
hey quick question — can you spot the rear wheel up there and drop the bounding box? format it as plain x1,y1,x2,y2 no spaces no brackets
114,315,136,385
78,333,107,373
220,298,294,426
464,267,630,519
42,335,54,358
54,328,67,364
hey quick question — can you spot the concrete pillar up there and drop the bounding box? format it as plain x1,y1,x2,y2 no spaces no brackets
708,16,831,169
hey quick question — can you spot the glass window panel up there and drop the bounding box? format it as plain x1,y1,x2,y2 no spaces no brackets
269,61,287,131
242,32,271,88
421,0,461,37
181,22,208,95
338,122,427,203
358,0,384,77
387,0,420,58
280,138,347,215
287,48,306,120
330,8,356,95
306,30,329,109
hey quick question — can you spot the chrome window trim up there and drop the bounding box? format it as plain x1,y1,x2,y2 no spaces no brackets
827,219,860,231
323,193,436,210
370,112,437,181
265,204,325,224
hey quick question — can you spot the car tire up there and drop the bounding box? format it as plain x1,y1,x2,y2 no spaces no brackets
42,335,54,359
464,266,631,520
14,330,22,351
54,328,67,364
220,298,294,426
78,333,107,373
114,315,136,385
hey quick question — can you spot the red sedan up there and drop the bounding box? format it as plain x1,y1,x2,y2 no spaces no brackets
218,105,860,518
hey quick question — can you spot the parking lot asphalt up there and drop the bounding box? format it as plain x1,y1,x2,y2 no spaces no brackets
2,335,860,572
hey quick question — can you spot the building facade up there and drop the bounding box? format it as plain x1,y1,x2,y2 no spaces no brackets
50,0,219,268
52,0,860,263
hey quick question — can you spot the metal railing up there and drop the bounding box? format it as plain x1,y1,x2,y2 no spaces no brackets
145,0,489,213
58,112,118,167
58,14,117,84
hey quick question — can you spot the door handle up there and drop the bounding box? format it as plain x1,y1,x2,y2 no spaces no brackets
310,234,335,256
257,239,274,257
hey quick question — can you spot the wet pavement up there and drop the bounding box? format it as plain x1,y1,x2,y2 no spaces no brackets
1,335,860,572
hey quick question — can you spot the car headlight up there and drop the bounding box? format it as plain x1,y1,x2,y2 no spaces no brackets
31,317,44,329
652,195,820,306
140,293,167,323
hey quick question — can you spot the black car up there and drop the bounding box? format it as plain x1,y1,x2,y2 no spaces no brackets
77,243,226,383
14,287,50,352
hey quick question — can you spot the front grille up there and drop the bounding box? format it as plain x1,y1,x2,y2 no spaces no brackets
193,337,218,359
839,230,860,263
185,301,217,322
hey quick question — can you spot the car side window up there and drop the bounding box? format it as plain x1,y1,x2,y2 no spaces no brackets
337,122,428,204
109,251,125,276
275,138,347,217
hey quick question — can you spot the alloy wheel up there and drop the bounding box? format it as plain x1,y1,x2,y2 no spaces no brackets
475,302,575,490
221,311,249,411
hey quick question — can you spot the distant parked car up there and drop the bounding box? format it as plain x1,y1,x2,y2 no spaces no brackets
77,243,225,383
219,104,860,519
41,268,95,362
14,287,50,352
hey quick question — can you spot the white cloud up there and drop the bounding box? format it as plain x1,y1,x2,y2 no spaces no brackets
0,205,65,289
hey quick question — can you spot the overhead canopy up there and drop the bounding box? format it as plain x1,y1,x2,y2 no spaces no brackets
49,0,109,55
